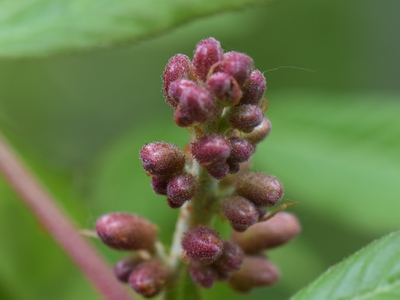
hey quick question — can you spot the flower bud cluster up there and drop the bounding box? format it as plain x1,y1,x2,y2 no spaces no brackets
227,212,301,293
222,172,284,232
140,142,199,208
95,213,170,297
162,37,272,179
182,225,245,288
95,37,301,298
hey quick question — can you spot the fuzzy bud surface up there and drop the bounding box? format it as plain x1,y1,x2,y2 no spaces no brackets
240,70,266,105
163,54,194,108
140,142,186,176
182,225,224,264
228,104,264,133
228,255,280,293
236,172,284,206
129,259,170,298
222,196,259,232
231,212,301,253
193,37,223,81
95,213,157,251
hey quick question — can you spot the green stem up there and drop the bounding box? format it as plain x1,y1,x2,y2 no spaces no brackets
164,158,221,300
187,162,219,227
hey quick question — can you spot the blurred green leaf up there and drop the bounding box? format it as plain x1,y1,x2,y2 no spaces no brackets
256,92,400,234
0,0,273,57
291,230,400,300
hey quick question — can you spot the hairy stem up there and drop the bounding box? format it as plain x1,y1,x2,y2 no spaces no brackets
0,133,133,300
188,164,219,226
165,159,221,300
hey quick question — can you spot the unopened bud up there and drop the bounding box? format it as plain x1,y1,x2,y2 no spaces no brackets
236,172,283,206
167,198,184,209
151,175,170,195
182,225,223,264
222,196,259,232
129,259,170,298
228,104,264,133
167,174,199,206
213,240,244,273
219,52,254,86
95,213,157,251
191,134,230,166
240,70,266,105
140,142,186,176
241,117,271,145
205,162,230,179
174,84,217,127
206,72,242,106
227,161,241,174
189,261,219,289
228,255,280,293
168,79,198,106
193,37,223,81
114,256,143,283
163,54,194,108
231,212,301,253
228,137,254,164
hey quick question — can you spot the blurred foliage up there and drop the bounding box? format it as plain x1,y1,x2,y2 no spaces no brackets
0,0,274,57
0,0,399,299
291,230,400,299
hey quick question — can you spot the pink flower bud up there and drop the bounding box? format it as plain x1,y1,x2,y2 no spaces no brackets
95,213,158,251
205,161,230,179
228,104,264,133
219,52,254,86
167,198,185,209
182,225,224,265
168,79,198,106
191,134,230,166
241,116,272,144
228,255,280,293
179,85,216,121
231,212,301,253
140,142,186,176
240,70,266,105
228,137,254,164
114,256,143,283
222,196,259,232
189,261,219,289
167,174,199,206
151,175,170,195
193,37,223,81
206,72,242,106
213,240,244,273
173,84,217,127
236,172,284,206
129,259,170,298
163,54,194,108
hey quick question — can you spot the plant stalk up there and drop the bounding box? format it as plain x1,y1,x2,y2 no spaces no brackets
0,133,133,300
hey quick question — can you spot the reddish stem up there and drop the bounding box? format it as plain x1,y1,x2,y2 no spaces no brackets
0,134,134,300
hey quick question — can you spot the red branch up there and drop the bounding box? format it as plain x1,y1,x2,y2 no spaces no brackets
0,134,134,300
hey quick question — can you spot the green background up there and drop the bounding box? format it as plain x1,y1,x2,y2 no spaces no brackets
0,0,399,299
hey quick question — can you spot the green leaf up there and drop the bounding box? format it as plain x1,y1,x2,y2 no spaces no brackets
291,230,400,300
0,0,273,57
255,92,400,234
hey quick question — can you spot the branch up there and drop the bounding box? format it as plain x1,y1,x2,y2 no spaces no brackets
0,133,134,300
